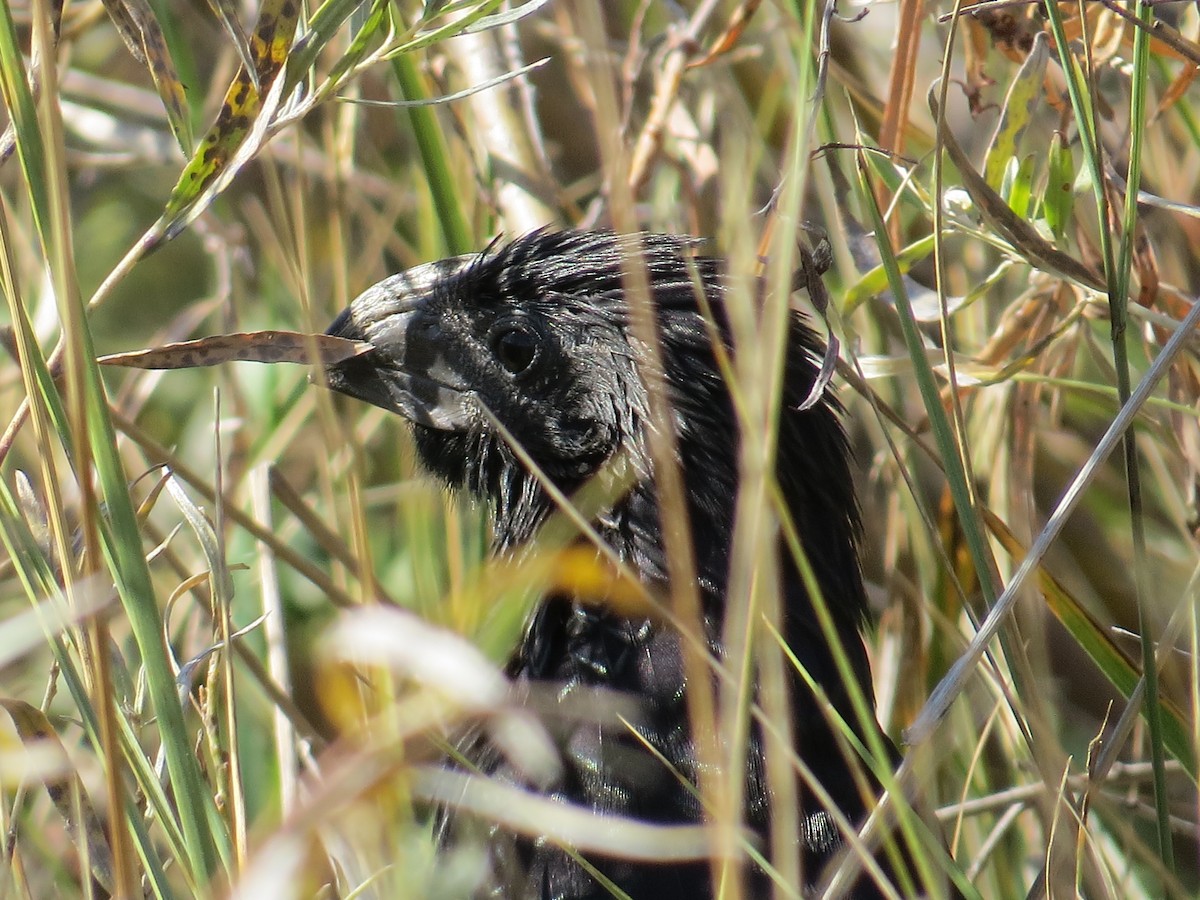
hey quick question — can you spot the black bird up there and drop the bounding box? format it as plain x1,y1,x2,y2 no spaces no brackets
325,230,913,898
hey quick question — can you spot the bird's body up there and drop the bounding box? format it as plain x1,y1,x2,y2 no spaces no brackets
326,230,896,899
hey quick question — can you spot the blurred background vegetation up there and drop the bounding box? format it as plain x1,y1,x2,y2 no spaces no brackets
0,0,1197,896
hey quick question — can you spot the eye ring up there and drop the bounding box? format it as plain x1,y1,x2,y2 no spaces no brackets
489,320,541,376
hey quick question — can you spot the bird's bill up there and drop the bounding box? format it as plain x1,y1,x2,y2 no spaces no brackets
324,261,478,431
323,350,475,431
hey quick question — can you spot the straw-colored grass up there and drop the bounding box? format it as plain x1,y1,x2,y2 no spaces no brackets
0,1,1196,897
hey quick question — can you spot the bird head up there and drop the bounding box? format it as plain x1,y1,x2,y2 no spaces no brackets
324,230,864,624
325,230,751,534
324,232,666,494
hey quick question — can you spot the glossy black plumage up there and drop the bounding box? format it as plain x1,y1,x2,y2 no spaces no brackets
325,230,896,898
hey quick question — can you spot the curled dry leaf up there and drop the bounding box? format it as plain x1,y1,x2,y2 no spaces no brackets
98,331,372,370
0,699,115,893
412,765,724,862
322,605,561,784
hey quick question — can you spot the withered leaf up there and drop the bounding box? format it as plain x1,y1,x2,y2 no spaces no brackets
0,699,114,893
98,331,371,370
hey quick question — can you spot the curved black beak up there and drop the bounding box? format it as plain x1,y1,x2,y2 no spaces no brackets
324,259,479,431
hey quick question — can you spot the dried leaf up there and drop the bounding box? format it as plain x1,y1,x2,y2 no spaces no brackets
971,5,1044,60
99,0,193,153
1152,63,1198,122
688,0,762,69
961,15,996,116
0,699,114,892
98,331,371,370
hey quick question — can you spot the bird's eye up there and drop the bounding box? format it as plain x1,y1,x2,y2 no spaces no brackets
490,322,540,376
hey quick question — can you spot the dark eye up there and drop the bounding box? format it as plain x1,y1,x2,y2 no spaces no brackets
490,322,540,375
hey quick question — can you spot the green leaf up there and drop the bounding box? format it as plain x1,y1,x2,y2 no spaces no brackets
1007,153,1036,220
984,30,1048,191
152,0,302,248
1044,131,1075,242
842,233,935,314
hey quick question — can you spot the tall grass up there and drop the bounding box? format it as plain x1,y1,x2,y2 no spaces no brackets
0,0,1196,897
